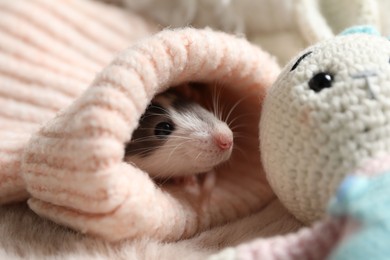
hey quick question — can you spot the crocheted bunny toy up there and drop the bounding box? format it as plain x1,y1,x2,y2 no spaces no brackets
329,164,390,260
260,26,390,224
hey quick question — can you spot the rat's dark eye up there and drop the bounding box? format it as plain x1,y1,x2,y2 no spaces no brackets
154,122,174,138
308,72,334,92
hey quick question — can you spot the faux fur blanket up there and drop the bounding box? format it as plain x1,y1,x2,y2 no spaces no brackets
0,0,303,259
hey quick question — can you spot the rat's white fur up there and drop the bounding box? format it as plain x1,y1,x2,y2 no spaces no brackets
127,95,233,178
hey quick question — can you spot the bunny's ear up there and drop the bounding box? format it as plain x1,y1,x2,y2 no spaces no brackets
340,25,380,36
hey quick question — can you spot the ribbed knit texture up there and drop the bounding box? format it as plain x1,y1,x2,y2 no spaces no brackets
24,28,279,241
0,0,280,242
3,2,389,259
0,0,154,204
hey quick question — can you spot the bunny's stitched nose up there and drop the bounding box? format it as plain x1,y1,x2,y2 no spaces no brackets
351,70,378,100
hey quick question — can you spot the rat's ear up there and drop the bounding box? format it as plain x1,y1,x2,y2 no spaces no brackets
340,25,380,36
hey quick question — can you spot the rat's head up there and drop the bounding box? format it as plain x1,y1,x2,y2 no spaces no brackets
260,26,390,223
125,91,233,178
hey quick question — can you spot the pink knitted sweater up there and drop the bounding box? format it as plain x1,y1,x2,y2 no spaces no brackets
0,0,154,203
0,0,281,244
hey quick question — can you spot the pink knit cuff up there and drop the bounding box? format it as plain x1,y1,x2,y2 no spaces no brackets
0,0,281,242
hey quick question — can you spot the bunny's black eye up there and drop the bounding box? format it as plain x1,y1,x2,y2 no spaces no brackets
308,72,334,93
155,122,174,138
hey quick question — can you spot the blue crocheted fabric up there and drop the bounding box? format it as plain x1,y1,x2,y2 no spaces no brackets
328,171,390,260
340,25,380,36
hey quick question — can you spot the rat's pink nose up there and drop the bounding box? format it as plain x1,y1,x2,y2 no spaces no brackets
214,133,233,150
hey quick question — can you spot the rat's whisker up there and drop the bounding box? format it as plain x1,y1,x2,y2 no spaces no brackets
195,151,203,161
163,135,194,140
155,177,168,186
126,147,160,156
224,95,251,123
125,142,192,156
129,130,194,139
232,132,254,139
141,113,173,119
212,86,220,121
126,87,234,196
227,112,258,128
166,140,192,163
233,136,254,142
230,124,251,131
211,83,225,121
130,134,193,142
233,145,246,156
216,85,226,121
148,105,171,115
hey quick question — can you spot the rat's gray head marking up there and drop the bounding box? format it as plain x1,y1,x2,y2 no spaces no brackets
124,91,190,158
124,100,174,158
260,30,390,224
124,90,233,178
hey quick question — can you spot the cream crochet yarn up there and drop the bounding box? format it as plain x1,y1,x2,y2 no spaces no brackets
260,28,390,223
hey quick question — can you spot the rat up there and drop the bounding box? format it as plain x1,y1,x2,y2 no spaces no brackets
124,88,234,204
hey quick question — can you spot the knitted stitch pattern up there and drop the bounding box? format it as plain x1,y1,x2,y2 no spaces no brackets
0,0,153,204
0,0,280,241
260,30,390,224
